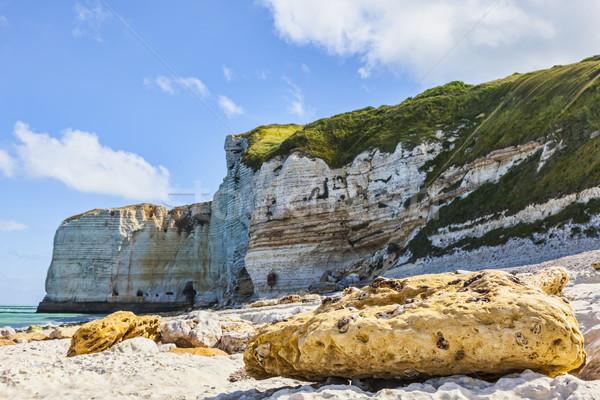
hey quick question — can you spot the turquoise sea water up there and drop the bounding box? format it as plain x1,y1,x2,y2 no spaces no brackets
0,305,106,329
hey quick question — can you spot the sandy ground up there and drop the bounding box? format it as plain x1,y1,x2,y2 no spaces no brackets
2,250,600,399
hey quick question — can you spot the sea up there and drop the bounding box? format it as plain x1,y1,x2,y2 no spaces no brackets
0,305,106,329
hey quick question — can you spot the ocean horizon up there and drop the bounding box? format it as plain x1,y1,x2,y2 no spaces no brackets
0,305,105,330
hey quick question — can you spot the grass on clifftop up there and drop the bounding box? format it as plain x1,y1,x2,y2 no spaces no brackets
238,57,600,172
238,124,303,170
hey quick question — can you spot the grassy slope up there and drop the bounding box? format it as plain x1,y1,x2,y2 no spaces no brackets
239,57,600,257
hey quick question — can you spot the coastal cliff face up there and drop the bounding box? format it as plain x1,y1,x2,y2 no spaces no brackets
39,136,255,313
39,203,216,312
40,57,600,311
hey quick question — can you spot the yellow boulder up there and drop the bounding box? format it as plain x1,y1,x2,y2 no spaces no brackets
67,311,161,357
244,268,585,381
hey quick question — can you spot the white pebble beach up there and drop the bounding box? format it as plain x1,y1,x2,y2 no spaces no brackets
2,250,600,399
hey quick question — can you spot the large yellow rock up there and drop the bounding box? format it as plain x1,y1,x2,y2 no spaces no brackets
67,311,161,357
244,268,585,381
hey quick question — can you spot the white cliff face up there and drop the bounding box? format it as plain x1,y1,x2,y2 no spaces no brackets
207,135,256,301
40,203,217,312
40,136,256,312
41,130,600,310
244,142,442,297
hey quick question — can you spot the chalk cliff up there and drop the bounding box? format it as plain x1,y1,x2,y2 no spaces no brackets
39,56,600,311
39,136,255,313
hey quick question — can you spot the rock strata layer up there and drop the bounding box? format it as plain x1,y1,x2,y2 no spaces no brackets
244,268,585,381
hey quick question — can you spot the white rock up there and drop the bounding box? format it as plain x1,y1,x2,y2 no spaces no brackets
158,343,177,352
110,337,158,354
48,326,78,340
219,330,254,354
0,326,16,337
160,310,222,348
217,321,256,354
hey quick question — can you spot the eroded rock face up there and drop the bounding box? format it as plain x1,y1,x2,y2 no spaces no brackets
160,311,222,348
67,311,161,357
244,268,585,381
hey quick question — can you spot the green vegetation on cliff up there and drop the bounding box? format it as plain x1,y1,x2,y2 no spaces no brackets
239,57,600,173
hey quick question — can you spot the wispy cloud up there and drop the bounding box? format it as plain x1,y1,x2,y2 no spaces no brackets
262,0,600,84
153,76,176,95
218,95,244,118
223,65,233,81
11,122,172,201
178,77,209,97
72,1,110,42
0,220,28,232
0,15,7,27
301,64,310,73
0,150,16,177
145,75,209,97
283,77,307,117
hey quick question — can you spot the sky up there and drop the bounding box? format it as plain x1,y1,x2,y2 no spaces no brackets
0,0,599,305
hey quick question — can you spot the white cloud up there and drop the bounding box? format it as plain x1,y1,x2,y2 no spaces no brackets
0,150,16,177
72,1,109,42
283,77,307,117
301,63,310,73
155,76,176,95
223,65,233,81
0,15,7,26
0,220,28,232
261,0,600,85
145,75,209,97
218,95,244,118
178,77,209,97
12,122,172,201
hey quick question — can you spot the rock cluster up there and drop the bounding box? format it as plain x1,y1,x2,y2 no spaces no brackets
244,267,585,381
160,310,222,348
67,311,161,356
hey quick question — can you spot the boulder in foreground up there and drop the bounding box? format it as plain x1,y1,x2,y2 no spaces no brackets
244,267,585,381
67,311,161,356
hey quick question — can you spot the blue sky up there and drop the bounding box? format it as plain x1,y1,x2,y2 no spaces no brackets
1,0,599,305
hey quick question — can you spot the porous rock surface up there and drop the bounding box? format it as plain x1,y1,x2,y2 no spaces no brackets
67,311,161,357
244,267,585,381
160,310,222,348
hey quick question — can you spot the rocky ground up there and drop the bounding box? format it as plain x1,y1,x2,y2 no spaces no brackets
2,250,600,399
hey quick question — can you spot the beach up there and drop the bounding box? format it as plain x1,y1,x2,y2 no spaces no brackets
2,250,600,399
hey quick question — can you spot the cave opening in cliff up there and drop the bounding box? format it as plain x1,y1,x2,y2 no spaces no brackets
183,281,197,306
